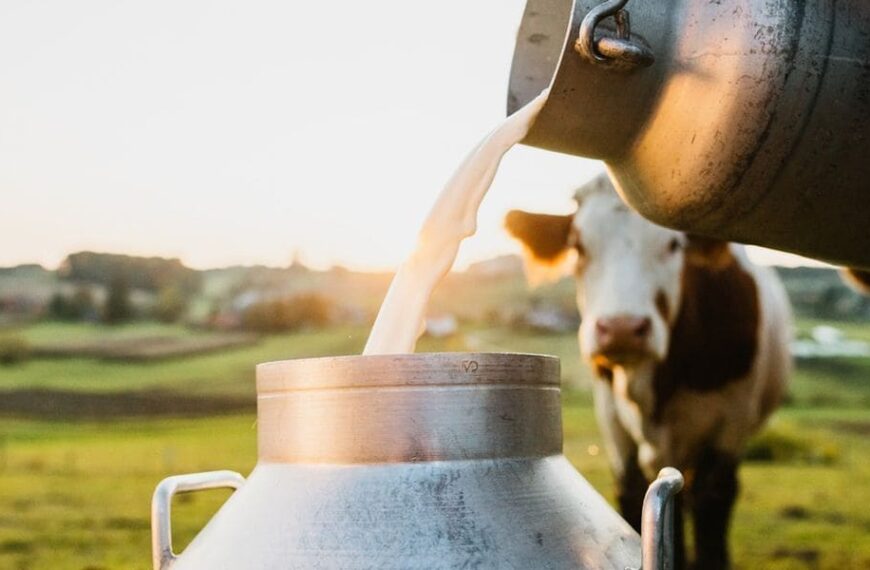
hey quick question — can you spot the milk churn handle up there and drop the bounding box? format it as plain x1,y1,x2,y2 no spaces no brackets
575,0,655,70
639,467,684,570
151,470,246,570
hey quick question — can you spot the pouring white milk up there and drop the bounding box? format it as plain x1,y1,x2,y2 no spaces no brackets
364,89,549,355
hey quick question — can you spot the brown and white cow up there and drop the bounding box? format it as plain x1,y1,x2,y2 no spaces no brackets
505,174,791,570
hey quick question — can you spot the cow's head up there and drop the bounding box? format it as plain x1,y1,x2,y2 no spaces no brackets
506,174,727,374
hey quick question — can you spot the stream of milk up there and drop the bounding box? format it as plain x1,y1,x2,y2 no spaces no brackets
363,89,549,355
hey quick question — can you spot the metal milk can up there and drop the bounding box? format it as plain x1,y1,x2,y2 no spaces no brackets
151,353,683,569
509,0,870,268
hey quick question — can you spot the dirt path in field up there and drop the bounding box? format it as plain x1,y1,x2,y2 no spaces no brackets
31,332,259,361
0,388,253,419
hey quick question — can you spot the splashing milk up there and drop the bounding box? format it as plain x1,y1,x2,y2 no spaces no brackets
364,90,549,355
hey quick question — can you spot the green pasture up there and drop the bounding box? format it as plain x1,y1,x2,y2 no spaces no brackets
0,321,869,569
2,323,366,397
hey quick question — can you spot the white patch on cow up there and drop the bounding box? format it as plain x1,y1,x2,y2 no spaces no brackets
573,188,684,364
610,362,664,478
638,442,659,478
611,365,650,441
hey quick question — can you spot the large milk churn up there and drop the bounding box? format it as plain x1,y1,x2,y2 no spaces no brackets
509,0,870,269
151,353,683,569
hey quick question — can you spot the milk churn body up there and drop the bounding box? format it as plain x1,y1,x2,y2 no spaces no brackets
151,354,681,569
510,0,870,269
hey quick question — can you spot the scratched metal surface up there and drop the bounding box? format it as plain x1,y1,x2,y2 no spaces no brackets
257,353,561,464
167,354,641,569
509,0,870,268
172,458,639,569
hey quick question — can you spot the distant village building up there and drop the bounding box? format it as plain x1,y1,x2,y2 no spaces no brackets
792,325,870,358
425,314,459,338
0,294,44,321
522,305,579,333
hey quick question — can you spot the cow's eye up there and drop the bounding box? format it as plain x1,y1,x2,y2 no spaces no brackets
667,238,682,254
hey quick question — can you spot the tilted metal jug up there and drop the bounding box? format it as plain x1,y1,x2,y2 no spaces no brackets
151,353,682,569
509,0,870,268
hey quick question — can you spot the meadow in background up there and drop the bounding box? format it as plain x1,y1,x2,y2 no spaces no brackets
1,253,869,569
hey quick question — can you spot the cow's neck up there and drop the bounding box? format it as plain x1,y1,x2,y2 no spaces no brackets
612,363,655,412
611,363,658,443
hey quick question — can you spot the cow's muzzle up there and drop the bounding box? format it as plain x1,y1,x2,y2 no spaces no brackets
591,314,653,365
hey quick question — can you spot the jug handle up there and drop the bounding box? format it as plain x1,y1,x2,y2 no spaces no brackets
151,470,245,570
640,467,684,570
575,0,655,70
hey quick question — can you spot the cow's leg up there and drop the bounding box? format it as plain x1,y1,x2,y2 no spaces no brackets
592,380,646,530
690,447,739,570
617,454,647,532
671,491,687,570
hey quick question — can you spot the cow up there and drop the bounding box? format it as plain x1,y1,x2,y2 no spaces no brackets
505,174,792,570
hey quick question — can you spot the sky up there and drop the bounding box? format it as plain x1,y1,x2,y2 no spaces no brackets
0,0,821,271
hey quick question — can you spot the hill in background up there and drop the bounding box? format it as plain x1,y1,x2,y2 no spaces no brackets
1,252,868,330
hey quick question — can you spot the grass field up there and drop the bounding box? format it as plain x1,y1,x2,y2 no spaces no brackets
1,321,869,569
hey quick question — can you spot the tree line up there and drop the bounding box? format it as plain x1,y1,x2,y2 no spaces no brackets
49,252,201,324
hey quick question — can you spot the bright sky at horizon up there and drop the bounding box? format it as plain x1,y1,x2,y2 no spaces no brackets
0,0,825,272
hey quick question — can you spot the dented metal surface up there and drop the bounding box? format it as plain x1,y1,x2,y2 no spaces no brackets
509,0,870,268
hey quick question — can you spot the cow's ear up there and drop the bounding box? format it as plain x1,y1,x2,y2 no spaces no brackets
505,210,576,285
685,235,733,270
842,267,870,295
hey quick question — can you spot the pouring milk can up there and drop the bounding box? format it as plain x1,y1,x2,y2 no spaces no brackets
151,353,683,569
509,0,870,268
